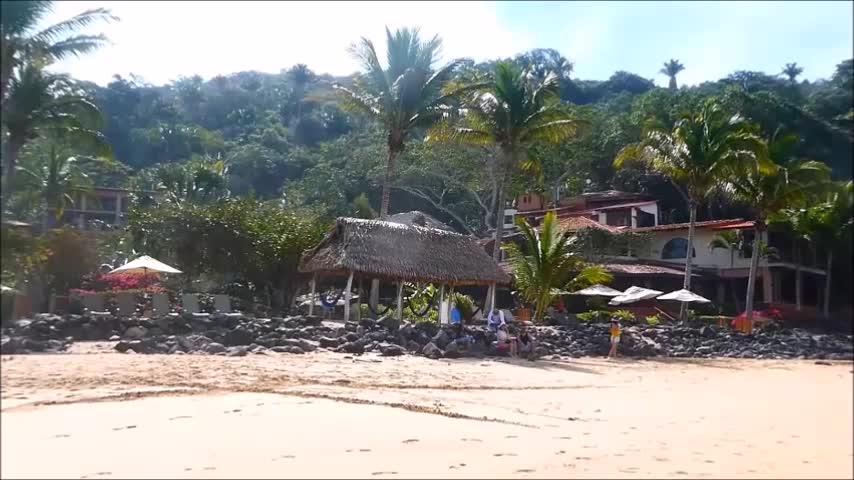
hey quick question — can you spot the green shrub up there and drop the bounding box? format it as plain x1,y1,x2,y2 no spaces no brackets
645,314,661,325
578,310,608,322
612,309,636,323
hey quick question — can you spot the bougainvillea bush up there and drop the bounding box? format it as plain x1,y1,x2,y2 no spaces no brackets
80,272,164,293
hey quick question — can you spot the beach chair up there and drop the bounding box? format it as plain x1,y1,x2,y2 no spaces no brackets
181,293,210,318
115,292,138,318
82,293,109,315
152,292,175,317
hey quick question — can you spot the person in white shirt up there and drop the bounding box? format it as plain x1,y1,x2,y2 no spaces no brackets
487,308,505,332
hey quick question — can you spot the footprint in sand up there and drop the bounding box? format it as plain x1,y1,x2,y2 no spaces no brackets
402,439,419,444
514,469,535,473
575,456,591,461
169,416,192,421
448,464,466,470
203,467,216,471
111,425,136,431
654,457,669,462
554,436,572,440
672,471,689,476
704,460,714,464
555,450,566,455
461,438,482,443
184,468,192,471
53,434,71,438
273,455,295,461
505,435,518,439
359,449,372,452
493,453,517,457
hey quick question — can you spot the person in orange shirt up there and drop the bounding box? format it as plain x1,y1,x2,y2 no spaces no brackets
608,318,621,358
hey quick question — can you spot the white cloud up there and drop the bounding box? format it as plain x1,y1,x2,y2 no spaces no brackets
41,1,535,85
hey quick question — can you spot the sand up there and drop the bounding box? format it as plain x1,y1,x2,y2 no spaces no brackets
1,343,852,479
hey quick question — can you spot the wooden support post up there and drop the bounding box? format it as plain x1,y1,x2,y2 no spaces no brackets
344,271,354,322
438,285,446,324
396,281,404,320
489,282,497,311
448,285,455,327
356,278,363,322
308,275,316,316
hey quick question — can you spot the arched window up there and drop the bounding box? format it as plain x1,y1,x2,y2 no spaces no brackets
662,238,696,259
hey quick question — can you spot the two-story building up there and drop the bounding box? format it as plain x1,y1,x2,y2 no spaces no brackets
58,187,158,230
490,190,828,317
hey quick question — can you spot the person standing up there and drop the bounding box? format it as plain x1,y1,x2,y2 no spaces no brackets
608,318,621,358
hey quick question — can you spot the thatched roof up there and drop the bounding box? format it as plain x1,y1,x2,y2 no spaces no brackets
386,211,454,232
299,217,509,286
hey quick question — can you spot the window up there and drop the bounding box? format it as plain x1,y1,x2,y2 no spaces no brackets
662,238,696,259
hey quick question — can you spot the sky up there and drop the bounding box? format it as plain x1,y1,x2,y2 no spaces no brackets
40,1,853,87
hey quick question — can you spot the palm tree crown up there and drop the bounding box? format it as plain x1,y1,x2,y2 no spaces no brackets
781,62,804,84
335,26,460,216
659,59,685,90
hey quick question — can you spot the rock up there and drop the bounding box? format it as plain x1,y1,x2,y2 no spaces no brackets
699,326,717,338
204,342,227,354
345,332,361,343
444,340,460,356
379,316,400,332
124,326,148,339
359,318,377,329
336,342,364,354
380,344,405,357
431,330,451,349
297,339,318,352
271,346,290,353
406,340,422,352
319,336,340,348
287,346,305,354
109,334,121,341
226,346,249,357
223,327,255,346
422,342,442,359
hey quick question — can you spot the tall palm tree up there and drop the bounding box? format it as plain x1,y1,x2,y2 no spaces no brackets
659,59,685,90
428,61,583,309
335,27,460,217
781,181,853,319
287,63,314,120
1,0,117,107
506,211,611,322
154,156,230,205
2,64,104,214
781,62,804,84
17,128,110,227
724,131,831,325
615,99,767,319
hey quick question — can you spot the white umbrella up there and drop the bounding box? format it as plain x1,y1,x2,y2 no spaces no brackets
609,286,663,306
570,284,624,297
1,285,18,293
110,255,182,275
657,288,711,304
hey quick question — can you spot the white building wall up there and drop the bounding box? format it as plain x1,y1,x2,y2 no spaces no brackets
638,229,762,269
637,203,659,225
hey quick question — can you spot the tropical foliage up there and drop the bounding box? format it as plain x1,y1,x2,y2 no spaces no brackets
505,212,611,322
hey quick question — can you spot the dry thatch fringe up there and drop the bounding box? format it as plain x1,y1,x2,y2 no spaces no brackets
299,217,509,286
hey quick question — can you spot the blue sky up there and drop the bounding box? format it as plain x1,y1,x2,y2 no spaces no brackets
42,1,853,87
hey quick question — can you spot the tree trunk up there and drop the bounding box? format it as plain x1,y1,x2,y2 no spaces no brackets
1,138,23,216
379,147,399,217
490,181,506,312
823,250,833,319
744,224,763,327
669,76,677,91
794,240,802,311
679,202,697,321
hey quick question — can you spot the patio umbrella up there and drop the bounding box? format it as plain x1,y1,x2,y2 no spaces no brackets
110,255,182,275
570,284,623,297
657,288,711,304
608,286,663,306
1,285,18,293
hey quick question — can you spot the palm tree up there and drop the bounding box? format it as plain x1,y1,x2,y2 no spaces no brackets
287,63,314,119
724,131,831,325
429,61,583,310
154,156,230,205
659,59,685,90
506,211,611,322
781,181,853,319
615,98,767,320
335,27,460,217
1,0,117,107
781,62,804,84
17,128,110,227
708,229,742,268
2,64,104,214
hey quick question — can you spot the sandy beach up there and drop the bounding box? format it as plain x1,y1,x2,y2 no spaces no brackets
1,343,852,479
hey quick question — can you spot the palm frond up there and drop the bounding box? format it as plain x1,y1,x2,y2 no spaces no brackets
32,8,117,43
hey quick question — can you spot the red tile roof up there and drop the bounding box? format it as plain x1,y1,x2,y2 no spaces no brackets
556,216,621,233
628,218,753,233
498,261,695,277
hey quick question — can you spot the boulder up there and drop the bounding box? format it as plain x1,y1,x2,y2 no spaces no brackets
226,346,249,357
319,336,341,348
421,342,442,359
431,330,451,349
380,344,406,357
336,342,365,354
223,327,255,346
204,342,227,354
124,326,148,339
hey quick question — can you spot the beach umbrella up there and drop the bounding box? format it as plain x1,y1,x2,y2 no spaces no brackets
1,285,18,293
110,255,182,275
657,288,711,304
608,286,663,306
570,284,623,297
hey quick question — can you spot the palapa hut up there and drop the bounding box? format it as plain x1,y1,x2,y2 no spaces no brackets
299,217,509,321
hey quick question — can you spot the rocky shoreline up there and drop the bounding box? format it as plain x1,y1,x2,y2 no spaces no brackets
2,313,852,361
